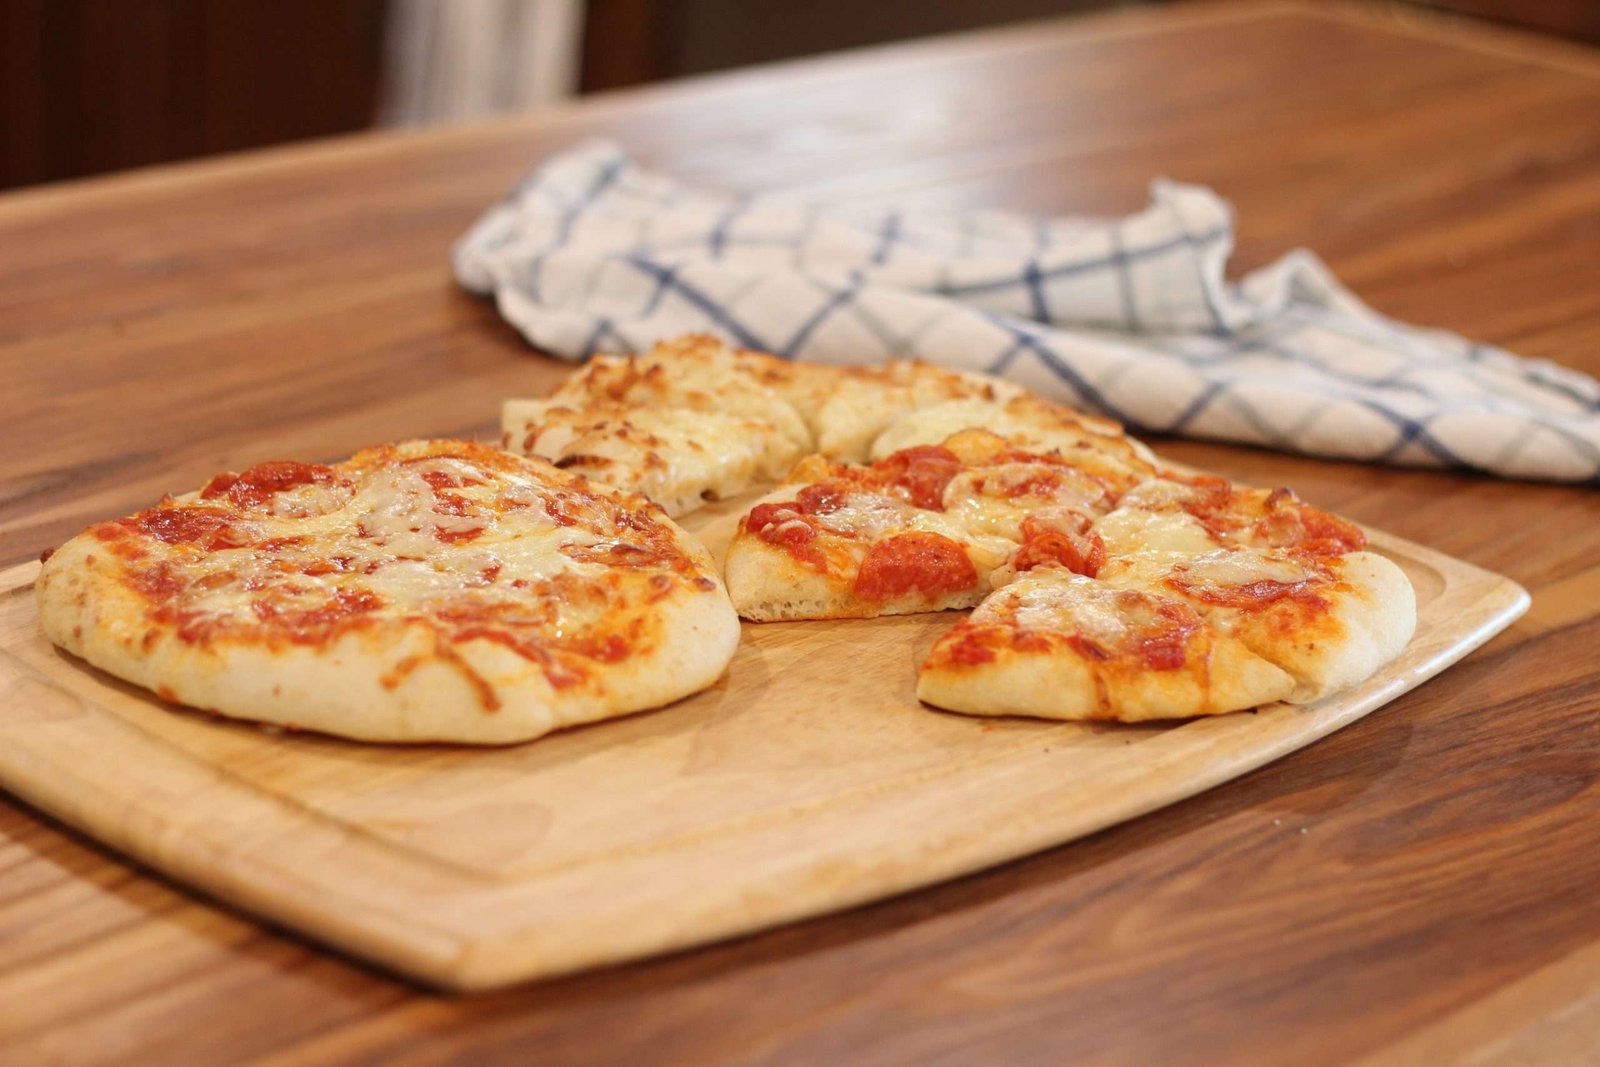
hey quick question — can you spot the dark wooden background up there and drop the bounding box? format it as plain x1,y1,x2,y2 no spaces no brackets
0,0,389,190
3,0,1598,191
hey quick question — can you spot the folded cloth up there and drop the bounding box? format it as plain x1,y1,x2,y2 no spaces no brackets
455,140,1600,482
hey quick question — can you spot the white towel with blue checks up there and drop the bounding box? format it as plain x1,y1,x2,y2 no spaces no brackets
454,141,1600,482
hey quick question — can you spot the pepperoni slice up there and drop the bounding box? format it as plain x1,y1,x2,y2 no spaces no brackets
201,461,335,509
854,532,977,601
1258,488,1367,555
1011,513,1106,577
870,446,963,511
747,503,826,569
795,482,849,515
123,506,247,550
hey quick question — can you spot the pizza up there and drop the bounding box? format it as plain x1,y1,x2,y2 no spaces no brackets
1085,475,1417,703
492,335,1414,723
35,439,740,744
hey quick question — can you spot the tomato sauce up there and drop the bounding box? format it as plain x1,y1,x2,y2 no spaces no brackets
1130,629,1192,670
434,524,486,545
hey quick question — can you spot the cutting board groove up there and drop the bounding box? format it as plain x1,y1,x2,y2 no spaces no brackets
0,522,1526,990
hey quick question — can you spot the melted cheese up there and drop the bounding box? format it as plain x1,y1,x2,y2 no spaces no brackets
1115,478,1203,511
1095,500,1218,556
814,491,1015,572
502,400,802,516
810,363,1025,462
1003,574,1127,642
149,450,631,635
1170,547,1311,593
550,343,813,450
974,572,1176,657
942,462,1109,540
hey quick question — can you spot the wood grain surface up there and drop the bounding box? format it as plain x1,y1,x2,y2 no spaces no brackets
0,519,1527,991
2,0,1599,1062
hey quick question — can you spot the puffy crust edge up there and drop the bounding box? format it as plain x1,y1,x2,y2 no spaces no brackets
1239,549,1417,704
916,622,1296,723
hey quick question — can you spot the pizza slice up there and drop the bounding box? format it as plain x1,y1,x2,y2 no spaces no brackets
920,457,1414,721
723,448,1018,621
36,440,741,744
1091,475,1416,703
916,569,1297,721
724,427,1164,622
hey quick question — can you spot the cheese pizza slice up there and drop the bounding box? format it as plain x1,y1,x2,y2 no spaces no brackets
804,360,1029,463
502,399,802,517
543,334,813,451
36,440,740,744
869,394,1160,476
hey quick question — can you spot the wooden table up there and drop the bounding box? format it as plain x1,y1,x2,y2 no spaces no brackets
3,2,1599,1062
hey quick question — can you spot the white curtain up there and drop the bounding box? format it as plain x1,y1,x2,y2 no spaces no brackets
381,0,586,125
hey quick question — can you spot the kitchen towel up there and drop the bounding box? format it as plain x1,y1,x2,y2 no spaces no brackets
454,140,1600,482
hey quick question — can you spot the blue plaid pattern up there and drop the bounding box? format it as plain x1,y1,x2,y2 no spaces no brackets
456,141,1600,482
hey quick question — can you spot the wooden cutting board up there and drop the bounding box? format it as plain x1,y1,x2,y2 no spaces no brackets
0,503,1526,991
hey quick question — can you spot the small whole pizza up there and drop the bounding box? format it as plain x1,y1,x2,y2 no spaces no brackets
36,440,740,743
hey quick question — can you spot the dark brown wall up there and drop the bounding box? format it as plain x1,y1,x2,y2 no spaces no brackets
3,0,1598,193
582,0,1128,92
1415,0,1600,45
0,0,387,190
